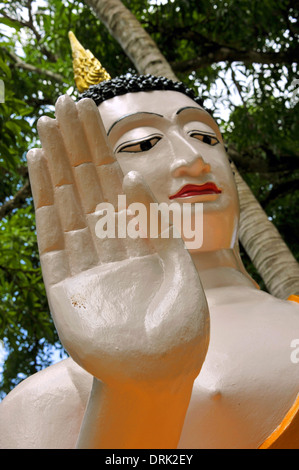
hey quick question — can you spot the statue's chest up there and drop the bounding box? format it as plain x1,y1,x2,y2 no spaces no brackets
178,297,299,448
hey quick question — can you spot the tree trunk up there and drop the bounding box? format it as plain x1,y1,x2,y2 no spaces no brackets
84,0,299,299
84,0,178,80
232,162,299,299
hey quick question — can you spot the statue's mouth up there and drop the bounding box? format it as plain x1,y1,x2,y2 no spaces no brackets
169,183,222,200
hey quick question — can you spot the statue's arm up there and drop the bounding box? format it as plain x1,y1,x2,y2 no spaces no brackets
76,376,195,449
24,95,209,449
0,359,92,449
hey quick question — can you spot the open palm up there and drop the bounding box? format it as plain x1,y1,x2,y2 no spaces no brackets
27,95,209,384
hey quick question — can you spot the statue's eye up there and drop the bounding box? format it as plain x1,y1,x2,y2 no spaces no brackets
118,136,161,153
190,132,219,146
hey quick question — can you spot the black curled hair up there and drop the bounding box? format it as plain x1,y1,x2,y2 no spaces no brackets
79,73,204,107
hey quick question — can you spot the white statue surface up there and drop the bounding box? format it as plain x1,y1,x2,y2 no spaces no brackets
0,74,298,449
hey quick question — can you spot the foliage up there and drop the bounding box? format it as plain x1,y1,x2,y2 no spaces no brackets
0,0,298,398
0,205,62,397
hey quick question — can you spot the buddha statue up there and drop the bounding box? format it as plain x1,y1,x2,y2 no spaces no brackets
0,34,298,449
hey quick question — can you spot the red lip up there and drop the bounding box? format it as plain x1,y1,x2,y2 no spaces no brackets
169,183,222,200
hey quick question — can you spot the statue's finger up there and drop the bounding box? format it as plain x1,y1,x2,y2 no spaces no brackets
77,98,115,166
56,95,119,214
64,228,98,275
54,184,86,232
122,171,184,255
85,211,128,263
37,113,93,230
77,98,124,207
54,182,101,272
40,250,70,286
27,148,71,284
27,148,63,255
37,116,73,187
122,171,159,240
97,161,124,207
54,95,91,167
72,162,104,214
26,148,53,209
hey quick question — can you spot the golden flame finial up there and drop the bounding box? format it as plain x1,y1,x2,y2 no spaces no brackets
68,31,111,92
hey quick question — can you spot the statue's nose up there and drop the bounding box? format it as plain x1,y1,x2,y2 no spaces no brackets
171,157,211,178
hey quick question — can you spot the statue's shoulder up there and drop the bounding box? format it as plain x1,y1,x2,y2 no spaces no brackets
0,358,92,449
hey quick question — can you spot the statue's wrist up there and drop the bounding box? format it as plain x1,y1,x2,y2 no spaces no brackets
77,376,194,448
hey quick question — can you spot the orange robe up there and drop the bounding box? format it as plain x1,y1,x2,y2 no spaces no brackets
259,294,299,449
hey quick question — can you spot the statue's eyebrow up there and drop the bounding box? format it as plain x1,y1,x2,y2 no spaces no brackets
107,112,164,136
176,106,205,115
176,106,222,141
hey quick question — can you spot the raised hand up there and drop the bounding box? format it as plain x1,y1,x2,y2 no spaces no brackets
27,95,209,385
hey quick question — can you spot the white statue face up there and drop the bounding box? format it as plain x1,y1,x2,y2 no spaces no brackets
98,90,239,252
